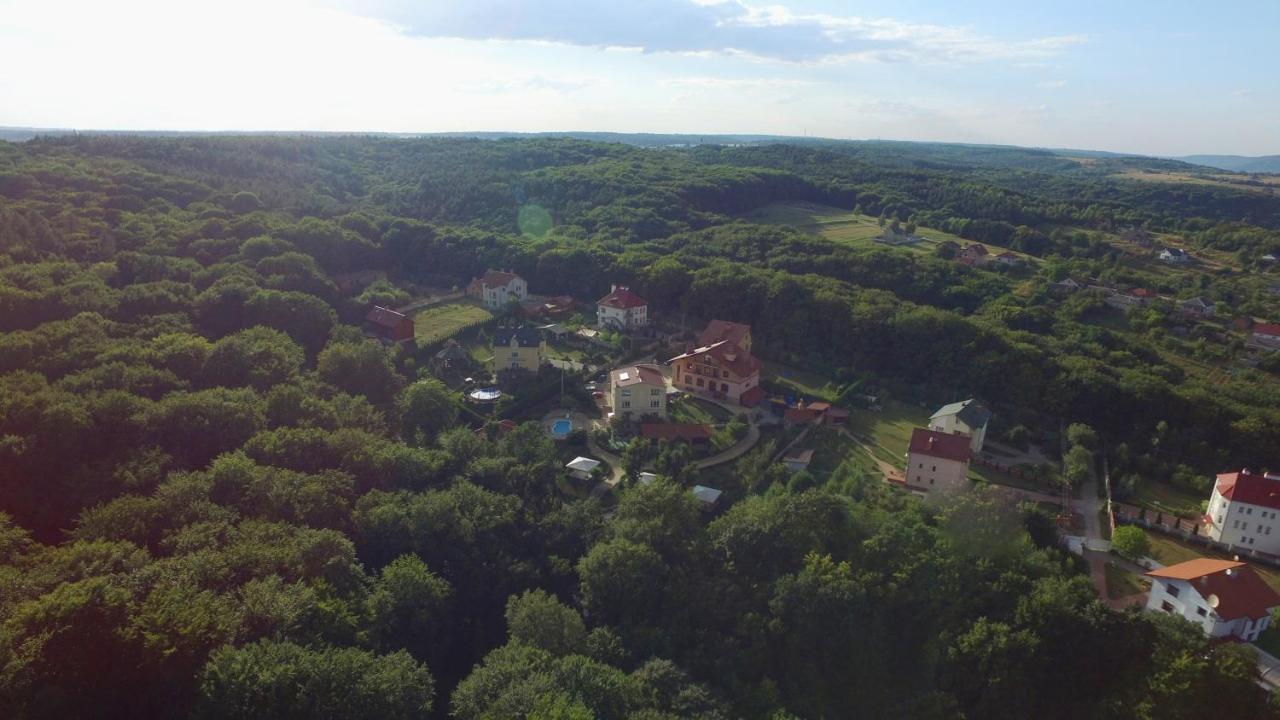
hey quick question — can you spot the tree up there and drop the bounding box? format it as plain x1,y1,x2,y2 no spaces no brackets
1066,423,1098,451
398,379,458,444
504,589,587,657
368,555,453,661
193,641,434,720
202,326,304,391
1111,525,1150,560
1063,445,1094,488
318,340,404,405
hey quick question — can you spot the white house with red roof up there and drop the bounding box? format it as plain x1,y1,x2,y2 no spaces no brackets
1204,469,1280,553
466,269,527,309
1249,323,1280,352
596,286,648,330
1146,558,1280,641
904,428,972,498
669,320,763,406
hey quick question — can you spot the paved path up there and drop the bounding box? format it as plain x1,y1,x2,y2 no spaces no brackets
693,420,761,469
586,435,625,500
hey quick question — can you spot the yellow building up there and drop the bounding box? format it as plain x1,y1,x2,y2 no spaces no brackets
610,364,667,419
492,326,544,373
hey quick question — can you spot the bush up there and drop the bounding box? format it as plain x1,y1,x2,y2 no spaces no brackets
1111,525,1150,560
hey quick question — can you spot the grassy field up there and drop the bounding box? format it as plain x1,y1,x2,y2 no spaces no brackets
1130,481,1205,518
747,202,987,256
413,301,493,347
843,400,930,463
1105,560,1149,599
1117,168,1280,196
668,396,735,424
764,360,842,401
805,427,880,478
1144,530,1280,594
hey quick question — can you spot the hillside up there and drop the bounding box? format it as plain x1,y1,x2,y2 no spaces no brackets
1175,154,1280,174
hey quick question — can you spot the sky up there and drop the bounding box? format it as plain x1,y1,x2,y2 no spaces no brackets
0,0,1276,156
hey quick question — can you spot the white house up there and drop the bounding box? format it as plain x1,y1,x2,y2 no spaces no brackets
1249,323,1280,352
1145,558,1280,641
783,449,814,473
1179,297,1216,319
638,472,659,486
596,286,649,330
609,363,667,419
1159,247,1190,264
467,269,528,310
904,428,972,498
928,399,992,453
1203,469,1280,553
565,456,601,481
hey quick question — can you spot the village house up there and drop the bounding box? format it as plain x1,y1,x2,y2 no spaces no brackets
957,244,990,267
565,456,601,482
1179,297,1216,319
1104,287,1156,312
492,326,544,374
929,399,991,453
1159,247,1191,264
1145,559,1280,642
519,295,575,321
610,363,667,419
875,228,919,246
669,320,764,407
332,269,386,295
466,269,527,310
904,428,972,497
993,251,1023,267
1120,227,1154,247
1203,469,1280,553
364,306,414,343
783,401,849,428
596,286,649,330
1248,323,1280,352
783,448,814,473
1049,277,1084,294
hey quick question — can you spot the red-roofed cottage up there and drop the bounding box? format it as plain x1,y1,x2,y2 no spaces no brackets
596,286,648,330
466,269,527,310
365,306,414,343
1146,559,1280,641
669,321,763,407
904,428,972,497
1205,469,1280,552
1250,323,1280,352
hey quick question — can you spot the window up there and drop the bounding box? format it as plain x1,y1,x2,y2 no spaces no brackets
932,466,937,472
1161,601,1175,613
696,378,704,387
1248,507,1254,515
510,351,519,358
621,389,631,397
1166,585,1180,598
622,401,630,408
650,400,660,408
930,478,935,485
650,388,659,396
1196,607,1207,617
1234,520,1241,529
721,383,728,392
918,463,923,469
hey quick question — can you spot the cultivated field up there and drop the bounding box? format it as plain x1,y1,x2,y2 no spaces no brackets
412,301,493,347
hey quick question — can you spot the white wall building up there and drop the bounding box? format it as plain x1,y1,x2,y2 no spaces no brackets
904,428,972,499
1203,469,1280,553
928,399,991,453
610,364,667,419
467,269,528,310
1145,559,1280,641
596,286,649,330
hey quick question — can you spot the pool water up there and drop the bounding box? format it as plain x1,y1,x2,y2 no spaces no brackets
551,419,573,436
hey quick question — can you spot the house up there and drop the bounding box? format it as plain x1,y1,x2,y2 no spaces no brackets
466,269,527,310
596,286,649,330
1262,254,1278,264
1145,559,1280,641
565,456,602,482
638,472,659,486
1248,323,1280,352
433,339,471,370
784,406,822,426
929,399,992,453
333,269,386,295
1049,277,1083,294
364,306,414,343
1179,297,1216,319
904,428,972,497
669,321,764,407
936,240,961,255
519,295,576,321
1159,247,1190,264
610,364,668,419
875,229,919,246
957,244,990,267
691,485,723,511
1120,227,1153,247
993,251,1023,266
783,448,814,473
492,326,544,373
698,319,753,353
640,423,712,444
1203,469,1280,553
1104,288,1156,311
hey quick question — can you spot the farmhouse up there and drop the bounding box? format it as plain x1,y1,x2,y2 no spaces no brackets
1145,559,1280,641
670,321,763,407
364,306,414,343
957,244,990,267
929,399,991,453
492,326,544,373
904,428,972,497
596,286,649,330
1203,469,1280,553
610,363,667,419
467,269,527,310
1248,323,1280,352
1179,297,1216,319
1159,247,1190,264
1104,287,1156,311
994,251,1023,266
1049,277,1083,293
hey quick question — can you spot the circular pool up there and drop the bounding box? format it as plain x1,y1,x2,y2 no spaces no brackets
551,419,573,437
468,387,503,403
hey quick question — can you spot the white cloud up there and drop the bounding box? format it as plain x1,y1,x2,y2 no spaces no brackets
1037,79,1068,88
662,76,813,89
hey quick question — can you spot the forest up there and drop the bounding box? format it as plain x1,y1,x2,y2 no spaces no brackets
3,133,1280,718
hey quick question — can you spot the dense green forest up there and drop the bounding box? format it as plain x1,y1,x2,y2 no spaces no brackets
3,134,1280,718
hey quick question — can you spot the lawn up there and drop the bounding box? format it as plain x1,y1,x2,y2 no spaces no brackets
1144,530,1280,594
747,202,970,254
1105,561,1149,599
843,400,930,464
413,301,493,347
805,427,880,478
764,360,843,401
668,396,735,424
969,463,1049,493
1129,480,1205,518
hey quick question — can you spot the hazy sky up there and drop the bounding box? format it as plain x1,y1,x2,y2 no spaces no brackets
1,0,1276,155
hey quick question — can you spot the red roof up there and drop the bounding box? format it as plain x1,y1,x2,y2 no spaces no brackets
961,244,989,256
907,428,971,463
597,286,647,310
668,340,762,379
1216,469,1280,511
641,423,712,441
365,306,409,329
476,269,522,289
1253,323,1280,337
739,386,766,408
698,320,751,349
784,407,820,424
1147,559,1280,620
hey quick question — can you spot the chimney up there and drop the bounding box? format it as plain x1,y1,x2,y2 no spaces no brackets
611,284,618,292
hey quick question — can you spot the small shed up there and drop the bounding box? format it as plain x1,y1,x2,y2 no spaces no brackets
692,485,723,511
783,448,815,473
565,456,602,481
638,472,659,486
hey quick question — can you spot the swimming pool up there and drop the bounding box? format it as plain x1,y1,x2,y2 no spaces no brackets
551,419,573,437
